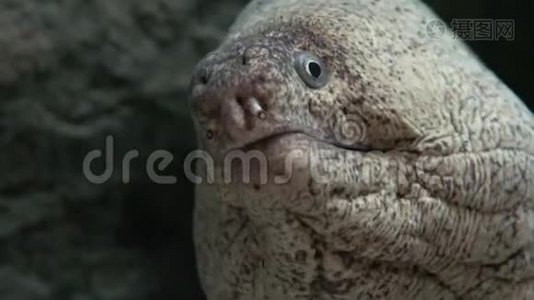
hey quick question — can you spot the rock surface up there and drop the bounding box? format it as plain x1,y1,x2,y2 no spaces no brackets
0,0,247,299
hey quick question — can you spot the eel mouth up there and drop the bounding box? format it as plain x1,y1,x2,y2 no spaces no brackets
230,129,371,153
219,130,372,187
236,130,306,152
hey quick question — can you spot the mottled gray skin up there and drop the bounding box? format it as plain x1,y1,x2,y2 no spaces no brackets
189,0,534,299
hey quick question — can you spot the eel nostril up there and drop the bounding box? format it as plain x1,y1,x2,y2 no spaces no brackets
242,96,267,120
200,75,208,84
206,130,214,140
197,68,210,85
236,96,246,108
248,97,265,119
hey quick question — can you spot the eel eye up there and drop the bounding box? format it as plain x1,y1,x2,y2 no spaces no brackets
294,52,330,89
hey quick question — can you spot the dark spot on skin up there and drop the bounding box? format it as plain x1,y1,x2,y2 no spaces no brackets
338,252,355,268
295,250,308,263
332,186,345,195
308,178,321,196
242,264,252,275
257,74,267,83
368,262,381,270
314,248,323,263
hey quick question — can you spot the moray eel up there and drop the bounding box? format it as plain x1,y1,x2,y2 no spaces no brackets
189,0,534,299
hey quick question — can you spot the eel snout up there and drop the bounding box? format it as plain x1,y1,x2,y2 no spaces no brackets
190,45,292,153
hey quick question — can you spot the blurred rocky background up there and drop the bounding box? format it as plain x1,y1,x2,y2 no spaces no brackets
0,0,531,299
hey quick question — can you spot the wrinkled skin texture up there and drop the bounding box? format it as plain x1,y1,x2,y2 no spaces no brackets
189,0,534,299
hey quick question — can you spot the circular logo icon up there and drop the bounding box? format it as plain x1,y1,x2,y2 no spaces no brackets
334,113,366,146
426,19,446,39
